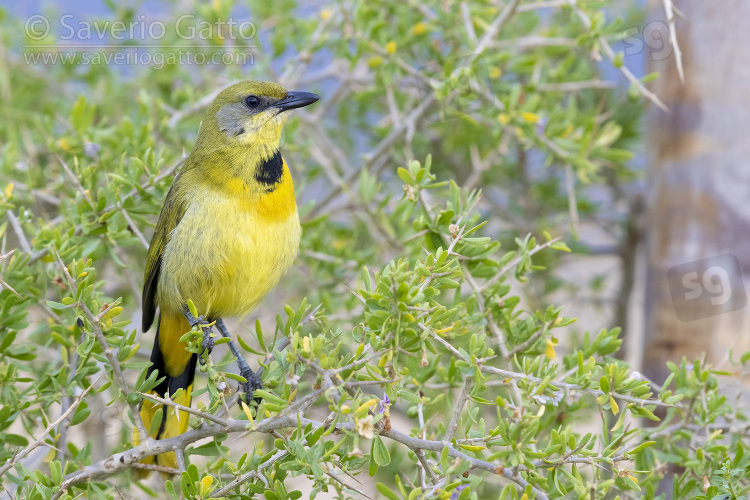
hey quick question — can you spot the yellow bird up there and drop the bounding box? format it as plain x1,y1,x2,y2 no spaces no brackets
134,80,319,471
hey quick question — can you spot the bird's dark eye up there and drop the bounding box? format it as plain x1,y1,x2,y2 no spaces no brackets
245,95,261,108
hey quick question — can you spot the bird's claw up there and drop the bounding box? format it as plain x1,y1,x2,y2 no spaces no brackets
241,368,264,407
198,326,214,365
187,312,205,328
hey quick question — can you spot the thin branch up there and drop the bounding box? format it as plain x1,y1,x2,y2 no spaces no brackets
424,325,675,408
506,321,551,359
6,212,32,254
493,36,577,49
471,0,523,60
0,250,23,299
137,392,231,429
566,0,668,112
481,237,562,291
174,448,186,473
415,449,438,485
56,330,88,460
326,469,374,500
460,3,477,44
444,376,472,444
120,209,149,249
663,0,684,83
517,0,567,11
167,89,223,129
130,462,180,475
536,80,616,92
209,450,287,498
0,276,22,300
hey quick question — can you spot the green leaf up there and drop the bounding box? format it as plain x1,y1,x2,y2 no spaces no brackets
70,405,90,426
372,435,391,466
599,376,610,393
46,301,68,310
0,331,17,352
165,480,178,500
5,434,29,447
397,167,413,184
376,483,401,500
368,448,379,476
397,390,422,405
149,408,163,435
189,441,228,457
628,441,656,455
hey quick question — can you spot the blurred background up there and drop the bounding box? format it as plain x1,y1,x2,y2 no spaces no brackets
0,0,747,497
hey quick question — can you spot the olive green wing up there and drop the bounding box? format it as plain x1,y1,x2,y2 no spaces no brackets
142,173,189,332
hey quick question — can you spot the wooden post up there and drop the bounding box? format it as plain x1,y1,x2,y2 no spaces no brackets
642,0,750,384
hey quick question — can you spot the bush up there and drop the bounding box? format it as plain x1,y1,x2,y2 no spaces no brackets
0,1,746,499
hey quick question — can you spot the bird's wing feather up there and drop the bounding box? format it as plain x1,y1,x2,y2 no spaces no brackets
142,172,189,332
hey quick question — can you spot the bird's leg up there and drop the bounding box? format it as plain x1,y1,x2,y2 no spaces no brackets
215,318,263,405
182,305,214,365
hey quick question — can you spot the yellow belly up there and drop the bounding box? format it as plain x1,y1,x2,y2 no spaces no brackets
157,179,301,319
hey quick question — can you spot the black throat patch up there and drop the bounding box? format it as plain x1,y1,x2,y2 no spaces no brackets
256,150,284,190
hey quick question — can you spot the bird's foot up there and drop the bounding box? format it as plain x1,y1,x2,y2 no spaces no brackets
199,326,214,364
240,367,264,407
182,308,214,364
184,307,204,328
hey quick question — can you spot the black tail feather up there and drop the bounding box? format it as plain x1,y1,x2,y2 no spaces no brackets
146,316,197,439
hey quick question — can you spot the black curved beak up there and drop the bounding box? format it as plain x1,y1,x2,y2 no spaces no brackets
273,91,320,112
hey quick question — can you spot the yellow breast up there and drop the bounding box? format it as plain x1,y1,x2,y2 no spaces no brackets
157,165,301,319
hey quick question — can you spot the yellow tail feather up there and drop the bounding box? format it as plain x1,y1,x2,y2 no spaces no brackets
133,312,195,476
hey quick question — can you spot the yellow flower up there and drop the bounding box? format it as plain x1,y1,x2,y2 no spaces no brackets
4,183,13,199
56,138,70,151
241,401,254,423
320,9,333,20
498,113,511,125
199,475,214,497
413,22,427,35
545,338,557,360
610,396,619,415
302,335,311,353
368,56,383,68
521,111,539,124
489,67,502,79
385,41,397,55
356,414,375,439
355,398,379,417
